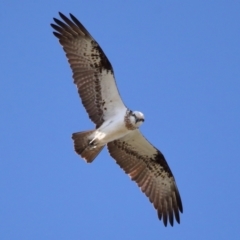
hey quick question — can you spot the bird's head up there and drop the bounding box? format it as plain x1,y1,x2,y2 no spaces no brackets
129,111,145,128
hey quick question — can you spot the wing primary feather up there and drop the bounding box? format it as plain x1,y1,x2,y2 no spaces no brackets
158,209,162,220
174,184,183,213
70,13,91,37
58,12,82,34
51,23,73,38
53,18,78,37
53,18,68,29
162,199,168,226
172,192,180,224
168,197,174,226
52,31,65,39
51,23,62,33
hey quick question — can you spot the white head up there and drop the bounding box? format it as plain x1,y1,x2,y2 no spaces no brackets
129,111,145,128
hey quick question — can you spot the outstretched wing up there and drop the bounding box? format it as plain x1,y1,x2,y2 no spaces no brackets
51,13,126,128
107,130,183,226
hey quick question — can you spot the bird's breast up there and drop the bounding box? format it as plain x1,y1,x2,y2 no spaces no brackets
95,118,131,144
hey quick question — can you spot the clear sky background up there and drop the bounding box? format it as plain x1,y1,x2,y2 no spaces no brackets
1,1,240,239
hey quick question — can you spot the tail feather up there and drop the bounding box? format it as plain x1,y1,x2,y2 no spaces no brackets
72,130,104,163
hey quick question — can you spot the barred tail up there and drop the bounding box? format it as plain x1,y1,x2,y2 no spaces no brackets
72,130,104,163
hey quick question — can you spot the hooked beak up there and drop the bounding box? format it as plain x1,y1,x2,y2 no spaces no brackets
135,118,144,123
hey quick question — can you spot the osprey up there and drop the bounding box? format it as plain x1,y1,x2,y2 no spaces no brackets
51,12,183,226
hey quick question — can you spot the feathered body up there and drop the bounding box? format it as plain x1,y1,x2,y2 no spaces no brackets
51,12,183,226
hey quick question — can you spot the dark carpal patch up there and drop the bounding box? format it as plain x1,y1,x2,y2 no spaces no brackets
115,140,170,178
91,41,113,74
153,151,174,177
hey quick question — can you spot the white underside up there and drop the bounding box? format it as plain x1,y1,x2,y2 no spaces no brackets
90,110,131,146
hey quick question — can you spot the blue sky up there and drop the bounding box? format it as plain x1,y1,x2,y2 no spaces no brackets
1,1,240,239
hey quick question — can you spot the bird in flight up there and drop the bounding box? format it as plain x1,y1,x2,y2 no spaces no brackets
51,12,183,226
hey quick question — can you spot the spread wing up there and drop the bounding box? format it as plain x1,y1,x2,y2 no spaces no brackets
51,13,126,128
107,130,183,226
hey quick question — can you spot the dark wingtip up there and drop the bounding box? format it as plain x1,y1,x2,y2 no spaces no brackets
169,211,174,226
174,208,180,224
163,211,168,227
163,218,168,227
58,12,73,25
69,13,80,25
51,23,60,32
177,193,183,213
52,31,62,39
158,201,181,226
58,12,66,19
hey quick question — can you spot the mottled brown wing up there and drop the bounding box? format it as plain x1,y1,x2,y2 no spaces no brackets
107,130,183,226
51,13,126,127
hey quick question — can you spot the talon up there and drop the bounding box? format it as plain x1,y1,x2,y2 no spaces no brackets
89,139,97,149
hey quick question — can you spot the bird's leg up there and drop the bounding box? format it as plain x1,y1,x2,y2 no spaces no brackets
88,138,97,149
88,130,106,149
